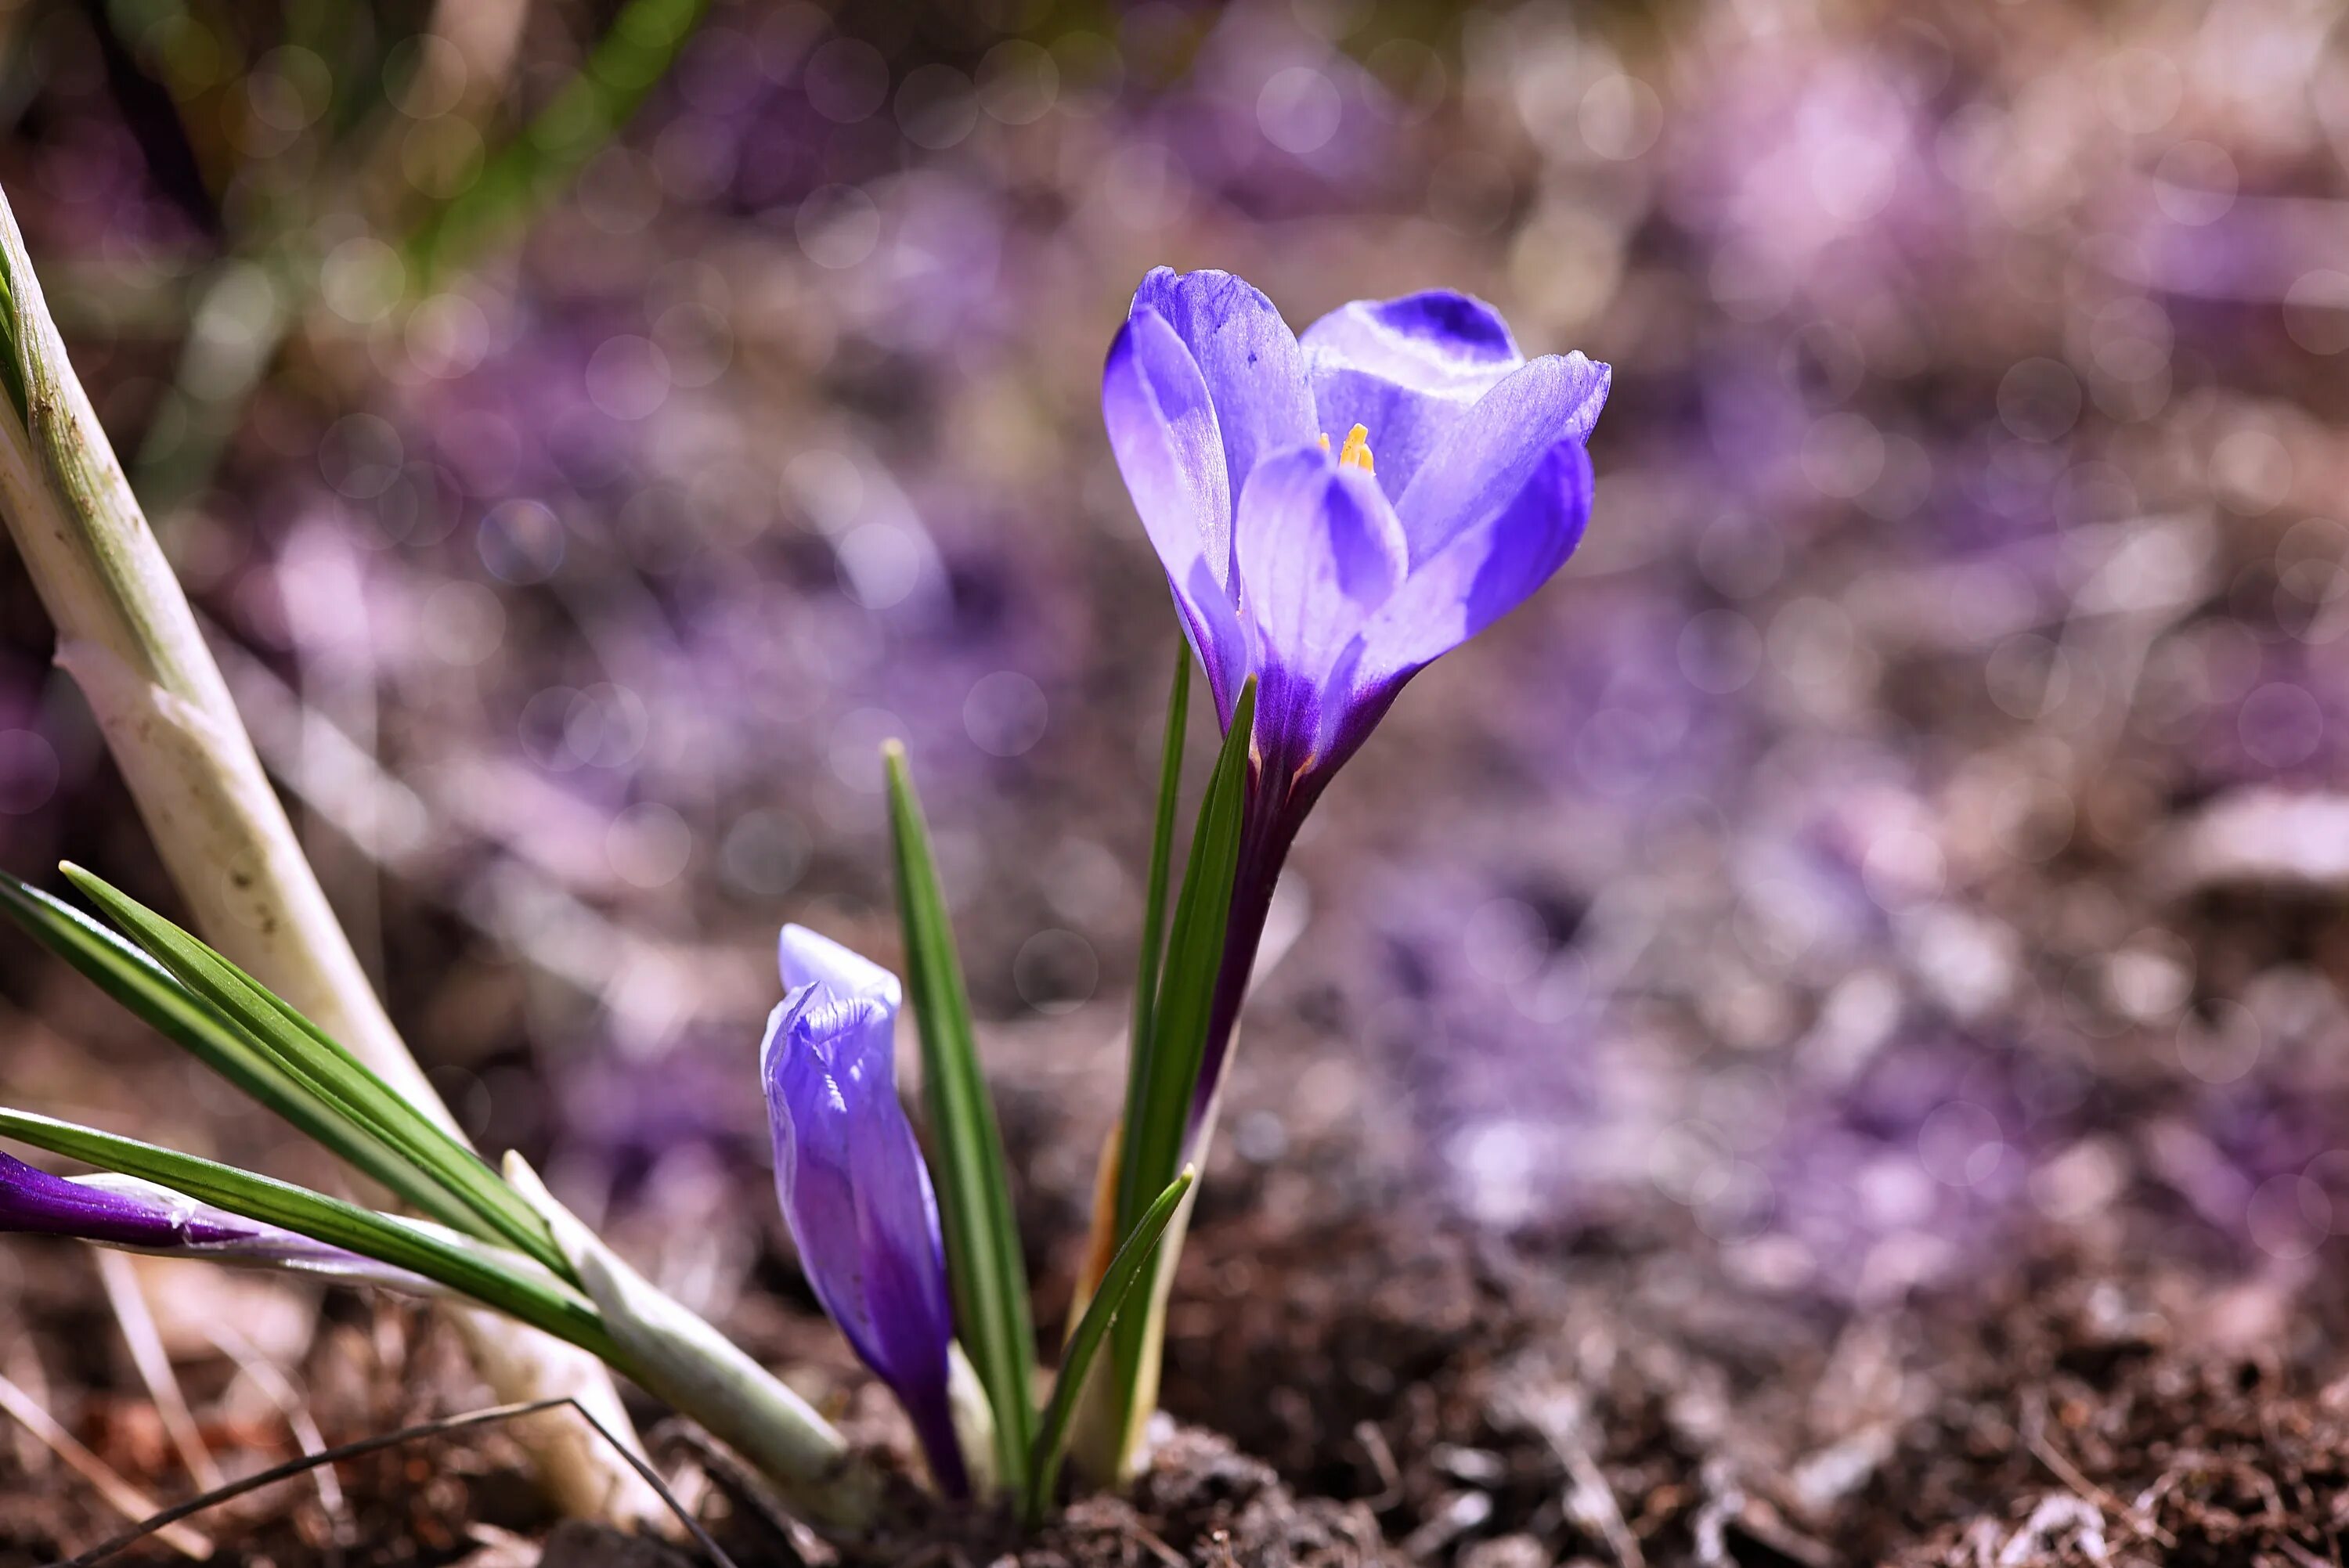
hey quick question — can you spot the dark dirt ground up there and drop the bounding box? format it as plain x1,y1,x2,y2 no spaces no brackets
13,1195,2349,1568
7,1010,2349,1568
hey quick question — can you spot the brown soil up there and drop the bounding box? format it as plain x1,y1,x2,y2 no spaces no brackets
9,1166,2349,1567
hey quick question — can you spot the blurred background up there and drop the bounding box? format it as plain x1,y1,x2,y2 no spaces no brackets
4,0,2349,1559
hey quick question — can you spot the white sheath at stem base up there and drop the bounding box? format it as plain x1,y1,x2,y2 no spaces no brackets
0,182,665,1528
505,1155,882,1532
1066,1094,1221,1487
1069,876,1304,1485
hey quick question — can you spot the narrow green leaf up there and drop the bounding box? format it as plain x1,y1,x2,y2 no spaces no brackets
883,742,1036,1494
1113,676,1254,1238
0,1108,620,1366
60,866,568,1279
1024,1166,1194,1527
405,0,709,285
1128,648,1191,1092
1100,676,1257,1462
0,872,496,1241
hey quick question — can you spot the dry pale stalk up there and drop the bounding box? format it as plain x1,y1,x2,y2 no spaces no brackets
0,183,665,1527
0,1367,215,1558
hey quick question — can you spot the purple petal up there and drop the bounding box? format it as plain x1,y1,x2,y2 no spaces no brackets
844,1080,960,1482
1394,353,1611,563
1301,291,1525,499
0,1154,437,1291
1102,311,1250,718
761,929,967,1497
1308,291,1523,367
1129,268,1316,509
1231,445,1409,762
0,1151,229,1248
1360,438,1595,684
763,997,874,1336
778,924,900,1011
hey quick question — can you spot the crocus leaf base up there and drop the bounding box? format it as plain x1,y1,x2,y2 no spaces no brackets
503,1154,880,1533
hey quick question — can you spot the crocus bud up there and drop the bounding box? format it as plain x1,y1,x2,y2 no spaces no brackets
762,925,968,1498
0,1151,431,1291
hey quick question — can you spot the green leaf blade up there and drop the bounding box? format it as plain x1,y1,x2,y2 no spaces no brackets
1025,1166,1194,1527
58,866,569,1278
883,743,1037,1495
0,1108,619,1365
0,871,491,1238
1128,647,1191,1096
1096,676,1256,1472
1113,676,1254,1238
406,0,709,284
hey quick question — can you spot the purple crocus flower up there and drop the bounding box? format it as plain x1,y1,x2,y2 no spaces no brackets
760,925,967,1498
1102,267,1609,1123
0,1152,429,1287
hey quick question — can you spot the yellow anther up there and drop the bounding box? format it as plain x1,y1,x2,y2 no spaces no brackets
1319,425,1376,472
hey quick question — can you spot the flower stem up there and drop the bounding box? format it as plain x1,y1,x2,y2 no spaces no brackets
1187,788,1309,1137
0,184,663,1527
1073,759,1312,1484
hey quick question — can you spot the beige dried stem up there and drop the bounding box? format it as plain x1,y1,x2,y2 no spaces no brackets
0,183,666,1527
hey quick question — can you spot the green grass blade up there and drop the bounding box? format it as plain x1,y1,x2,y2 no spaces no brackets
405,0,708,285
60,865,568,1278
1099,676,1256,1465
1128,648,1191,1090
0,871,496,1241
883,742,1036,1494
0,1108,619,1364
1024,1166,1193,1527
1113,676,1254,1237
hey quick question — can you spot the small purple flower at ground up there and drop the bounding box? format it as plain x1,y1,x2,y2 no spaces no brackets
761,925,968,1497
0,1151,428,1287
1102,267,1610,1125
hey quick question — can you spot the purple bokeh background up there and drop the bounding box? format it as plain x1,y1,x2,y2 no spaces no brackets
2,0,2347,1339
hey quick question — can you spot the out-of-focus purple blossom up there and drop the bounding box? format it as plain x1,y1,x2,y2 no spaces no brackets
1150,13,1406,208
1661,38,1951,319
1102,266,1607,1123
760,925,966,1497
0,1152,431,1289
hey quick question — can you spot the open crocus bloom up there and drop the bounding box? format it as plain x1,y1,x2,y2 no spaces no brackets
1102,267,1608,1123
0,1151,431,1290
1104,267,1607,790
761,925,968,1498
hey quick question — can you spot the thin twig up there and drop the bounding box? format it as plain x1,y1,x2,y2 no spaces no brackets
49,1397,736,1568
1353,1420,1403,1512
1556,1427,1645,1568
1506,1384,1644,1568
3,1341,53,1478
648,1421,816,1568
2275,1537,2332,1568
1131,1521,1189,1568
198,1319,346,1530
2021,1390,2174,1550
0,1368,214,1559
96,1253,223,1492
